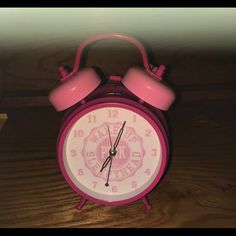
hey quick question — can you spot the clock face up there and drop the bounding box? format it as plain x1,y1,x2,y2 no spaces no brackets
59,102,167,205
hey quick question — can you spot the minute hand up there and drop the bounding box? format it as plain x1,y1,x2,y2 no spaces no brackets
113,121,126,149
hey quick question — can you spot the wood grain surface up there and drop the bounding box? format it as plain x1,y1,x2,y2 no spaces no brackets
0,98,235,228
0,45,236,227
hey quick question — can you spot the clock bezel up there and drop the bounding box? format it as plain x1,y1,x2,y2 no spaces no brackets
57,96,168,206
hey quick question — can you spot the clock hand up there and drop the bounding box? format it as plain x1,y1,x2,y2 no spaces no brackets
100,125,113,172
105,155,113,187
100,154,112,172
107,125,113,150
113,121,126,149
100,121,126,173
100,148,118,172
100,124,116,172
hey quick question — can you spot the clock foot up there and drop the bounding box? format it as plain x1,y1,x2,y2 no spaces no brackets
75,197,87,211
142,196,152,211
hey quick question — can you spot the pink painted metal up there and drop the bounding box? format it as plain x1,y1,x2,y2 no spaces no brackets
122,67,175,110
76,197,87,211
71,33,165,81
58,66,70,80
57,96,168,207
49,33,175,111
109,75,122,82
142,196,152,210
48,33,175,210
72,33,151,73
49,68,101,111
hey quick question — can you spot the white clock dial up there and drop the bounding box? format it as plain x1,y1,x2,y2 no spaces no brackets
62,104,164,202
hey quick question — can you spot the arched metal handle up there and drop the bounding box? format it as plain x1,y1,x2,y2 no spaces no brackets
72,33,151,73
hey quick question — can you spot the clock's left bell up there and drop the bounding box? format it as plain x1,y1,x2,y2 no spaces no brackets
49,67,101,111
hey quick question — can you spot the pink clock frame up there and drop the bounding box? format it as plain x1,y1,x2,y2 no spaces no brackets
48,33,175,211
57,96,169,210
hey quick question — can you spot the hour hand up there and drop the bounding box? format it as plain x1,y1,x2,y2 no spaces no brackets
100,155,112,172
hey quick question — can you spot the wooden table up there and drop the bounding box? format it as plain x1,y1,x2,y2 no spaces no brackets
0,97,235,228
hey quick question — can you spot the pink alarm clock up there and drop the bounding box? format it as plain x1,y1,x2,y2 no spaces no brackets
49,33,175,211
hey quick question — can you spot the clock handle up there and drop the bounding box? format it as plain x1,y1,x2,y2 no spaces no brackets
72,33,160,80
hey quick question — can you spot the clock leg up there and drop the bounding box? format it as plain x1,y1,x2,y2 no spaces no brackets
75,197,87,211
142,196,152,210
